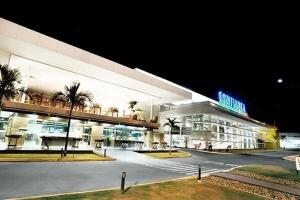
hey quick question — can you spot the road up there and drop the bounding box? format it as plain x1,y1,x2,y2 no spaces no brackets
0,149,298,199
170,149,298,169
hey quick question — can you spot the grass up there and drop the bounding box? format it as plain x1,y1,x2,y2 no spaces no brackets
142,151,191,159
234,164,300,183
28,178,264,200
0,153,114,162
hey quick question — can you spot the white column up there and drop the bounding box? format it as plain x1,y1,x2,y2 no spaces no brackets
180,122,182,136
150,99,153,120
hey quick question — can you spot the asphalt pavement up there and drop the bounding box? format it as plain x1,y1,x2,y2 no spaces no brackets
170,149,298,169
0,149,298,199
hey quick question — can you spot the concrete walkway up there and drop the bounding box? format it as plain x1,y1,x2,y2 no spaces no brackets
213,172,300,196
103,148,223,175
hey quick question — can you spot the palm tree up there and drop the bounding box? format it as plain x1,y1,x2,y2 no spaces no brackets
128,100,137,117
273,133,287,150
163,117,180,155
281,135,287,150
0,64,31,110
51,82,92,156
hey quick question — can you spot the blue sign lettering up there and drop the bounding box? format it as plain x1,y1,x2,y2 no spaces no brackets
218,91,247,115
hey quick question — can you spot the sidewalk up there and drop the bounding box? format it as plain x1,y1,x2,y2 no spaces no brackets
212,172,300,196
283,155,298,161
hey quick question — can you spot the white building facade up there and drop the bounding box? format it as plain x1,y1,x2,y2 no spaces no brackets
279,133,300,149
0,18,274,150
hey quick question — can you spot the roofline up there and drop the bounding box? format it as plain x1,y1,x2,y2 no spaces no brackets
0,17,192,99
208,101,274,128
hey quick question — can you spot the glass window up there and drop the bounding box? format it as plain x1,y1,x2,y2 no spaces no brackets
226,133,231,141
232,122,238,127
211,124,218,132
193,123,203,131
219,133,225,141
244,139,247,148
211,117,218,123
2,113,69,148
226,126,232,133
193,123,210,131
233,134,237,141
211,132,217,140
193,115,203,122
219,126,225,133
0,112,12,145
103,128,115,138
203,123,210,131
183,115,193,123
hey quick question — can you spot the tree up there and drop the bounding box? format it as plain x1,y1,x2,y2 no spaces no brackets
0,64,31,110
163,117,180,155
274,134,287,150
128,100,137,117
51,82,92,156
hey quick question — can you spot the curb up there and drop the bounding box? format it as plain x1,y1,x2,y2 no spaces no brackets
7,176,194,200
140,151,192,159
5,164,239,199
0,158,116,162
198,150,232,155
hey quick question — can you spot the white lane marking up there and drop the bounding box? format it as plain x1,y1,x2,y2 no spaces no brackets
203,161,238,167
139,163,197,174
225,164,238,167
141,161,205,171
143,160,201,169
137,162,223,176
203,161,224,165
185,169,223,175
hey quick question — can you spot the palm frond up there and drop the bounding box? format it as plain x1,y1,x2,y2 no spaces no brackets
17,87,34,100
163,122,171,127
129,100,138,109
77,91,93,102
0,64,22,105
164,117,180,128
3,88,18,100
51,91,66,102
51,82,93,109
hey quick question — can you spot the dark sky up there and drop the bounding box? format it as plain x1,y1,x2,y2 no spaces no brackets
1,8,299,132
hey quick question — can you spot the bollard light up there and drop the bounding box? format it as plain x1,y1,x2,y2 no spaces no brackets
198,165,201,181
121,172,126,194
61,148,63,158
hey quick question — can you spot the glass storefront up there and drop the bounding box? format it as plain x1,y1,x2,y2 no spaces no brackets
102,124,146,148
0,111,146,149
162,113,259,149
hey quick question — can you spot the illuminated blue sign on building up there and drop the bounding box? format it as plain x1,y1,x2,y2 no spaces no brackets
218,91,247,115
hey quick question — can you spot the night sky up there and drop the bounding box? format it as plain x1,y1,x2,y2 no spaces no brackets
1,9,298,132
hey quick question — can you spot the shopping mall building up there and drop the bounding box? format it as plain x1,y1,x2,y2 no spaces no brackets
0,18,278,151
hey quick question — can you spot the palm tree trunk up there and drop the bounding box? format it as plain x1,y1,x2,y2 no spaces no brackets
64,105,73,156
169,128,172,155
